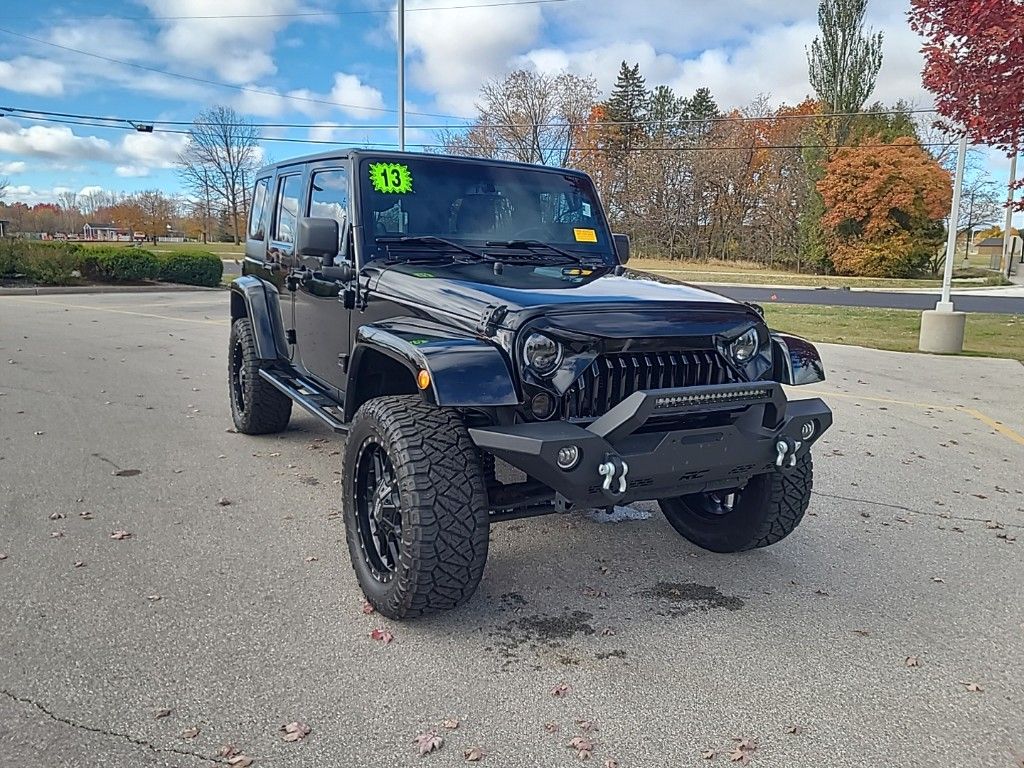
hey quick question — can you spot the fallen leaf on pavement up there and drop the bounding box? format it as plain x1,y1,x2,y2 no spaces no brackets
217,497,232,506
370,628,394,645
414,730,443,755
567,737,593,760
112,469,141,477
550,682,570,698
74,561,85,568
304,556,318,562
600,627,616,637
281,721,312,742
147,595,161,601
0,553,7,561
181,726,200,740
851,629,870,636
227,756,253,768
701,750,715,760
931,577,944,583
361,601,375,614
905,655,920,668
986,520,1004,530
218,744,241,758
603,760,618,768
154,708,172,719
961,681,983,692
50,531,64,538
814,589,829,596
464,746,486,762
441,718,460,730
49,512,64,520
110,530,132,540
544,722,560,734
787,724,804,734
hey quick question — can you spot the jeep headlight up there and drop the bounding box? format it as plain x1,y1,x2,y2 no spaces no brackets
523,332,562,376
729,328,760,363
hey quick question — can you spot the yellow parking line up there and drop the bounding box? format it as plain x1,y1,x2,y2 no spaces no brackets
803,388,1024,446
8,297,225,326
957,407,1024,446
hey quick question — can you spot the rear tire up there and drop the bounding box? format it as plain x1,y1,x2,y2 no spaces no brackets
228,317,292,435
341,395,490,619
659,454,813,553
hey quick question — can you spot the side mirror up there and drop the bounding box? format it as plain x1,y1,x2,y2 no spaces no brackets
296,217,339,261
613,233,630,265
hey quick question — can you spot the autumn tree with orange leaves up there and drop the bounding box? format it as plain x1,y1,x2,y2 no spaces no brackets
819,137,952,277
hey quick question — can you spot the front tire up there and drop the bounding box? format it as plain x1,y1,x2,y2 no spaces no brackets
341,395,490,619
228,317,292,435
659,454,813,553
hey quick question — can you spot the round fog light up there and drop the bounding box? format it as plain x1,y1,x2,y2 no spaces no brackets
531,392,555,420
556,444,580,470
800,421,816,440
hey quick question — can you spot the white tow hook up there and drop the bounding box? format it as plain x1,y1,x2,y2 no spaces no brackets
598,456,629,497
775,438,802,469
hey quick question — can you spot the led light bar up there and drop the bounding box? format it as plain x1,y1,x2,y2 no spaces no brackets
654,386,774,410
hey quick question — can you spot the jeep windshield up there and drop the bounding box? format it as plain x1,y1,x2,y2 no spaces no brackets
358,156,616,266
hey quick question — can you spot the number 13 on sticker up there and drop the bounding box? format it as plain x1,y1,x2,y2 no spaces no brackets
369,162,414,194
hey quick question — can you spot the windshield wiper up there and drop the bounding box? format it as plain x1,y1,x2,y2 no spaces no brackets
485,240,600,265
376,236,484,262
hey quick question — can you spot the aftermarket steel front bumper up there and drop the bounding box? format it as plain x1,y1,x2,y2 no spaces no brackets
469,382,832,508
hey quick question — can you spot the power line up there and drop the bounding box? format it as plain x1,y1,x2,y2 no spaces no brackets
0,110,960,153
1,105,940,133
0,26,467,121
1,0,574,22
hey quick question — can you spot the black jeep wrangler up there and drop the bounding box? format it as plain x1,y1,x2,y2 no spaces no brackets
228,150,832,619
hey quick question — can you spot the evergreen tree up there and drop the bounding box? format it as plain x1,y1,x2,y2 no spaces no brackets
647,85,686,138
685,87,720,138
605,61,649,144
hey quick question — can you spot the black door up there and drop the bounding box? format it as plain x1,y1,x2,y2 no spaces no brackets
293,164,352,396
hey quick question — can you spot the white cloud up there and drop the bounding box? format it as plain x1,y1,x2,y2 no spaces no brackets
0,119,116,162
0,57,66,96
402,0,545,116
138,0,305,84
77,185,105,197
328,73,386,118
120,131,189,169
115,164,152,177
1,161,27,174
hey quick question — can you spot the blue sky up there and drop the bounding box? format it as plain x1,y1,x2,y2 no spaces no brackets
0,0,1018,222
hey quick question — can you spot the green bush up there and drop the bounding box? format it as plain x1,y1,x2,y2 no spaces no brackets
0,240,84,285
87,248,161,281
157,251,223,287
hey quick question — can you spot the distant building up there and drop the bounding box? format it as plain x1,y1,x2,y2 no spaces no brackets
976,236,1023,269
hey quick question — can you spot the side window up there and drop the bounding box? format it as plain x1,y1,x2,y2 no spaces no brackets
248,177,269,240
308,169,349,250
272,174,302,244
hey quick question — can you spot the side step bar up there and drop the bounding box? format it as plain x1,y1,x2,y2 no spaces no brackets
259,367,349,433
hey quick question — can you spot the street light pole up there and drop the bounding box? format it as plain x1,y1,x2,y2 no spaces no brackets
1001,152,1018,278
938,134,968,311
397,0,405,152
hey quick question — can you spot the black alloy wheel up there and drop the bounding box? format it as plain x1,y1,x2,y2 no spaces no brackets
353,440,403,582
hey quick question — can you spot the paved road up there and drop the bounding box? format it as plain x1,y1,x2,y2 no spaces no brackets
705,285,1024,314
219,260,1024,313
1,291,1022,768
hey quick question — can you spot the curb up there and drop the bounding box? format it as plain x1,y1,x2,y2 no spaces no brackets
0,284,222,296
687,280,1020,295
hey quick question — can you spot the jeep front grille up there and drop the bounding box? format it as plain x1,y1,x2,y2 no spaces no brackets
562,350,738,420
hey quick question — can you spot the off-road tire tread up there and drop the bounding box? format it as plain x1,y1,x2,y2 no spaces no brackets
742,454,813,550
342,395,489,619
229,317,292,435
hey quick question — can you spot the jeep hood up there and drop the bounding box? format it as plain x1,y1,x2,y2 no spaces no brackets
369,267,761,335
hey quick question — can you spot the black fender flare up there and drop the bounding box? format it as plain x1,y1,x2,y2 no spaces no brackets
770,332,826,385
347,318,519,420
229,276,289,361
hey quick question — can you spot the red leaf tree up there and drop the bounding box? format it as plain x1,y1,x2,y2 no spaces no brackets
909,0,1024,207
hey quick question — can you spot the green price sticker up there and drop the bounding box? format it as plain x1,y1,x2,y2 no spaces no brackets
369,162,413,194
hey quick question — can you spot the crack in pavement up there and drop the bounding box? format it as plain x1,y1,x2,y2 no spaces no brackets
0,688,224,765
813,491,1024,529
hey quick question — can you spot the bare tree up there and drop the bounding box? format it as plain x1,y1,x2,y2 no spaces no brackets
439,70,598,167
0,176,9,201
177,106,261,244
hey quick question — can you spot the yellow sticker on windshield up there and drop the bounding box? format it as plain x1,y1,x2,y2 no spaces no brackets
369,162,413,194
573,228,598,243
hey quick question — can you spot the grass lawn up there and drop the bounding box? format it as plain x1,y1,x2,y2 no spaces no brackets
630,257,1007,289
78,241,245,256
763,303,1024,361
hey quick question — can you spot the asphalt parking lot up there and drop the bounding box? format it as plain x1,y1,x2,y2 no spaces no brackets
1,290,1022,768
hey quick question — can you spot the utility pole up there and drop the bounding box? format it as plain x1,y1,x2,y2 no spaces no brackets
1001,152,1018,278
397,0,405,151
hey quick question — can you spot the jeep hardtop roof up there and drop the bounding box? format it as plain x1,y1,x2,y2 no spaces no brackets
255,148,594,180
